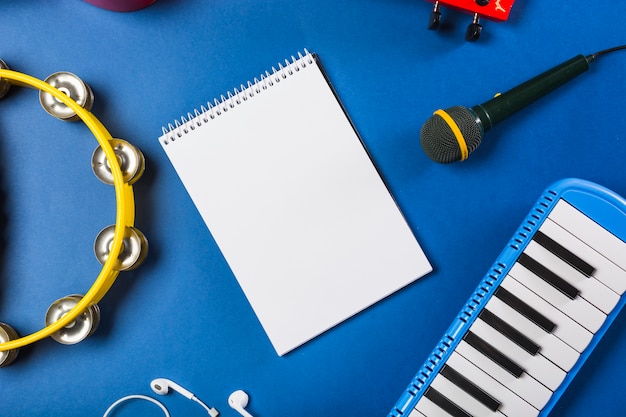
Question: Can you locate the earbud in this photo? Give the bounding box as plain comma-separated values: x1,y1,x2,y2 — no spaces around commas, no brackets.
228,390,254,417
150,378,219,417
151,378,195,399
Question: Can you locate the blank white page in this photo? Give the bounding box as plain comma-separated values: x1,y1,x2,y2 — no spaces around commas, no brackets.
159,50,431,355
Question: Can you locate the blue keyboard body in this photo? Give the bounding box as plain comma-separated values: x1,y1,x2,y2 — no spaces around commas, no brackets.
389,178,626,417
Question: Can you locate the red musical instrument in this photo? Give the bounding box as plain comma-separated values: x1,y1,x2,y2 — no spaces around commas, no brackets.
425,0,516,41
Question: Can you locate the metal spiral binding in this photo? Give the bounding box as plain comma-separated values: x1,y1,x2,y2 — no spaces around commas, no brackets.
160,49,314,145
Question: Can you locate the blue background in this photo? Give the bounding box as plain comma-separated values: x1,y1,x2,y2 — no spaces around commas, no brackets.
1,1,625,416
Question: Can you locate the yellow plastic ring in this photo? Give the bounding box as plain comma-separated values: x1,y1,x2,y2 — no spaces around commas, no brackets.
434,109,469,161
0,68,139,351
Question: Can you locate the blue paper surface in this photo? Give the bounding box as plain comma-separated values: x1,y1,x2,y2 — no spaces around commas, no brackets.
0,1,625,416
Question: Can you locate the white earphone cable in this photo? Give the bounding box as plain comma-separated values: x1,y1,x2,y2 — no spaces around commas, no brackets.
103,394,170,417
192,396,220,417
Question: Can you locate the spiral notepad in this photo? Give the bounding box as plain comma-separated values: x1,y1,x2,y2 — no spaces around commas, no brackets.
159,50,432,356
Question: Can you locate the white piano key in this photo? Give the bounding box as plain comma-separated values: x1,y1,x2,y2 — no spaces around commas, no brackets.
523,240,619,314
485,296,579,371
414,396,454,417
509,263,606,333
408,408,427,417
471,318,566,391
539,217,626,295
550,200,626,280
430,373,507,417
450,347,543,416
500,276,593,353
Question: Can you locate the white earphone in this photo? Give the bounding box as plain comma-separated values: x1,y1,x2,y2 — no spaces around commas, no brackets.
150,378,219,417
228,390,254,417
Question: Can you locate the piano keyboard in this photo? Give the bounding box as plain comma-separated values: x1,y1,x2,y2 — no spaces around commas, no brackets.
388,178,626,417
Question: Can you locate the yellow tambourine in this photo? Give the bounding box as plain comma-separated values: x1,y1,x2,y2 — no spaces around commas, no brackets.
0,60,147,366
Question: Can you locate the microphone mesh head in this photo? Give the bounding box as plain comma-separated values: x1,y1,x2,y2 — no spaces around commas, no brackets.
420,106,483,163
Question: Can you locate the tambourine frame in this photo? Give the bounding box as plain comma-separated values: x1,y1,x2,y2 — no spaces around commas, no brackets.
0,68,136,352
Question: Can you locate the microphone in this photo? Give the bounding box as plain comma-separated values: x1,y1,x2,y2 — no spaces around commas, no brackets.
420,46,626,163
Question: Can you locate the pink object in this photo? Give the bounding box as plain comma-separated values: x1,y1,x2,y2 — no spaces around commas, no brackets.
83,0,155,12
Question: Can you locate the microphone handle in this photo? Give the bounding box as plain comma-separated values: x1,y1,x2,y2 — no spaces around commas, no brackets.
471,54,592,131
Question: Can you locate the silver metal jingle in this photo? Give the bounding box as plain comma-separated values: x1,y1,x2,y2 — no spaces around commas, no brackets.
92,139,146,185
39,71,94,121
0,322,19,367
94,225,148,271
45,294,100,345
0,59,11,100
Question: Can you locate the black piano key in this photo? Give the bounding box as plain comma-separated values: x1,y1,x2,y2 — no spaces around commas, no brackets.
463,331,525,378
518,252,580,299
479,308,541,355
440,364,501,412
533,230,595,277
423,386,473,417
494,286,556,333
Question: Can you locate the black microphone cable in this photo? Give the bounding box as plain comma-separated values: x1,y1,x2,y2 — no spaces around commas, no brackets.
420,44,626,164
588,44,626,60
